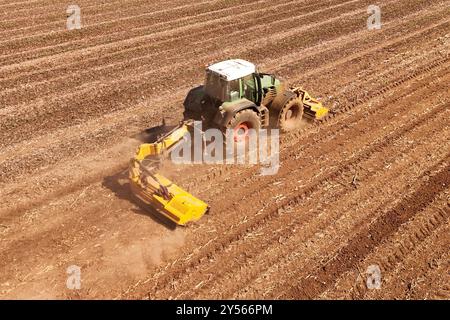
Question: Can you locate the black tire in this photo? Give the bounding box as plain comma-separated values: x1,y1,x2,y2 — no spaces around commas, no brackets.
227,109,261,141
183,109,202,121
278,97,304,132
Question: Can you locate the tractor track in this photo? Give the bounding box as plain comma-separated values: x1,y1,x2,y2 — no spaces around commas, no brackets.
256,119,450,299
0,0,448,299
320,192,449,299
399,250,450,299
280,159,449,299
262,161,449,299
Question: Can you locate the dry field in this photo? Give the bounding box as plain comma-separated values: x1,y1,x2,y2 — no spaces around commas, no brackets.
0,0,448,299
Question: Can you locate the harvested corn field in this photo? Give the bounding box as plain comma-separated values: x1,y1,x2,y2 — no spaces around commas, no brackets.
0,0,449,299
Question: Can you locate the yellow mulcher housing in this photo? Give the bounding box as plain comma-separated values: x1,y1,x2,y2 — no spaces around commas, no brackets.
129,121,210,226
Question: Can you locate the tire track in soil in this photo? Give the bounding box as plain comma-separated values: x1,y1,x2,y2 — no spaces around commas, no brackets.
264,159,448,301
363,199,449,299
319,171,449,299
327,212,449,300
403,250,450,300
280,160,449,299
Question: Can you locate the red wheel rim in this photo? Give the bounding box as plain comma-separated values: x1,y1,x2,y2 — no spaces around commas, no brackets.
234,122,250,142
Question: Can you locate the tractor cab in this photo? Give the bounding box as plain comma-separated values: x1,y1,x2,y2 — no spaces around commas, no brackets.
204,59,279,105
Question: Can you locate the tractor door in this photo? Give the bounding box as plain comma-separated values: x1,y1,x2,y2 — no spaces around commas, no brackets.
241,74,257,103
240,74,262,105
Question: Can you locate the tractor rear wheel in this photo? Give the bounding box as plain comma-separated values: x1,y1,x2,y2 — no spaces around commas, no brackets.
227,109,261,142
278,97,304,132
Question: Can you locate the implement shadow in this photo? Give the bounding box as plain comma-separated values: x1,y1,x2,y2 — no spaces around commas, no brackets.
102,170,177,231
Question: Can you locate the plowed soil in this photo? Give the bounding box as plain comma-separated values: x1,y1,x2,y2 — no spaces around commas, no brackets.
0,0,448,299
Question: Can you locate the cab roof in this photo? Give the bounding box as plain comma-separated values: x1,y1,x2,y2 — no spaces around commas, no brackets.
207,59,256,81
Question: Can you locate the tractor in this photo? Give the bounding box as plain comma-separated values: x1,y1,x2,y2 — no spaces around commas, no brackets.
183,59,328,140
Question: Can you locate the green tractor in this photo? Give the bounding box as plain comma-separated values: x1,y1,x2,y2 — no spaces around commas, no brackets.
183,59,328,140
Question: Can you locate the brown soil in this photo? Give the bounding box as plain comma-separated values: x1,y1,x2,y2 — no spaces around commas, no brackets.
0,0,448,299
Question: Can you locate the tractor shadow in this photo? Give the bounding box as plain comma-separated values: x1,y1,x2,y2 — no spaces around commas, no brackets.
102,171,177,231
132,119,179,144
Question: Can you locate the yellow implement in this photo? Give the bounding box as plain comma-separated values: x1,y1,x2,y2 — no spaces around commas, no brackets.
292,87,329,120
129,121,209,226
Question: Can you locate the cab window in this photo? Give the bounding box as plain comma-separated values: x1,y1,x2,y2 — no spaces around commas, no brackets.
242,74,255,101
227,79,240,101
